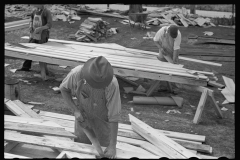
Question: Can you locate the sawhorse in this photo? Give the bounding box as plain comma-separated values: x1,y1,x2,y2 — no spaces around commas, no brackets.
145,81,223,124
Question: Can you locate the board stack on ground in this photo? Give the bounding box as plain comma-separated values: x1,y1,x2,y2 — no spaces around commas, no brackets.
4,98,217,158
69,17,115,42
146,7,216,28
5,4,35,19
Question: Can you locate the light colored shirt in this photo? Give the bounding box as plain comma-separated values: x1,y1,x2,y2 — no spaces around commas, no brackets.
153,26,181,50
60,65,121,123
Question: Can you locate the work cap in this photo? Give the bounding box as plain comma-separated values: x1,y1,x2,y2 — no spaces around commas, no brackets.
168,25,178,38
82,56,113,89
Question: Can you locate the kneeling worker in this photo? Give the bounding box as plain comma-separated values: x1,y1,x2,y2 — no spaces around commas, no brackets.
153,25,182,64
60,56,121,158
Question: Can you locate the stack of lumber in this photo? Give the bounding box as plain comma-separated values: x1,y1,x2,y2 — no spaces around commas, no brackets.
70,17,115,42
146,7,216,28
5,19,30,32
4,98,217,158
5,4,35,19
5,37,220,86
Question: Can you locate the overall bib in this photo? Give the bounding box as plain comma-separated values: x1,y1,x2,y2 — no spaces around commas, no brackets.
74,71,110,147
158,27,174,62
30,8,45,40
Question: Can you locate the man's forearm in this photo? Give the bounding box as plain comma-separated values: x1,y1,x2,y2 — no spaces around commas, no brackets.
60,88,78,112
173,50,179,63
109,122,118,146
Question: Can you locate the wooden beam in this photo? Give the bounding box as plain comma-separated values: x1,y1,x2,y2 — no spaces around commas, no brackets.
193,89,208,124
4,142,19,153
56,151,67,159
115,75,139,87
179,56,222,67
5,100,31,118
4,153,31,159
118,129,212,154
208,81,225,88
5,131,159,159
222,76,235,95
129,114,199,158
146,80,160,96
5,23,29,32
13,100,42,119
5,122,77,139
63,151,96,159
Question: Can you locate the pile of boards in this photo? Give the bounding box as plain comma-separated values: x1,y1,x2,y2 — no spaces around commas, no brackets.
5,36,221,84
46,4,81,22
146,7,216,28
5,4,35,19
69,17,117,42
4,98,217,158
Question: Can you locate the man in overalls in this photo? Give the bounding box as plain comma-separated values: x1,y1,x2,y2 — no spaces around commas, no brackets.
60,56,121,158
153,25,182,64
17,4,52,72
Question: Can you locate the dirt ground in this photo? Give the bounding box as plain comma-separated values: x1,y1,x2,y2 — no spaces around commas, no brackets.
5,15,235,158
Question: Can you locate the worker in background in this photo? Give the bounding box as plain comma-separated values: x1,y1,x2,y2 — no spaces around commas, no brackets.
60,56,121,158
153,25,181,64
17,4,52,72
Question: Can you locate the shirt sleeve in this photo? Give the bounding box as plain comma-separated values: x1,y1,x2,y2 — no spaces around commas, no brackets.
174,31,181,50
153,26,165,42
105,76,121,123
59,65,83,96
43,9,53,29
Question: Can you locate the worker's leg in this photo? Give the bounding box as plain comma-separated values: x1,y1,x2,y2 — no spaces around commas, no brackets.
17,38,37,71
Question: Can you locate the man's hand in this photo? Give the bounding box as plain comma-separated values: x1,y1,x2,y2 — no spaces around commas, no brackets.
104,144,116,159
74,110,89,128
34,27,43,34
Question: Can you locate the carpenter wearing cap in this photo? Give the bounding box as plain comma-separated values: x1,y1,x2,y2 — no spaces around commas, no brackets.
168,25,179,38
81,56,114,89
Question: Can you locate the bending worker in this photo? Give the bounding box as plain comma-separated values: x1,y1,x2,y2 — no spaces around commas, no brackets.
153,25,181,64
17,4,52,72
60,56,121,158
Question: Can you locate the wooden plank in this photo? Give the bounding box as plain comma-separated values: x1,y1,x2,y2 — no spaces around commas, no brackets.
193,89,208,124
56,151,67,159
5,121,77,139
9,143,59,158
116,142,157,157
177,14,188,27
179,56,222,67
4,153,31,159
208,81,225,89
197,153,218,159
5,19,30,27
5,100,31,118
221,87,234,103
146,80,160,96
222,76,235,95
129,114,199,158
118,129,212,154
5,23,29,32
119,123,206,142
20,36,222,67
4,115,66,128
5,132,159,159
161,13,178,26
63,151,96,158
13,100,42,119
208,91,223,119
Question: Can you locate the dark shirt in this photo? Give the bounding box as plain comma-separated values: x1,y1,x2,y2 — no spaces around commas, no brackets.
31,8,52,29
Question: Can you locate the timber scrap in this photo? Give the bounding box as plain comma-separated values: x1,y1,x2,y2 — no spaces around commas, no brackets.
4,98,218,159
